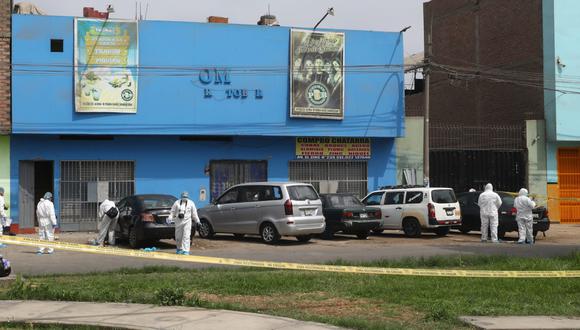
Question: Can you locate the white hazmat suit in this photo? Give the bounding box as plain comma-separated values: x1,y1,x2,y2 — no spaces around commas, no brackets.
514,188,536,244
477,183,502,242
36,193,57,254
0,190,7,237
96,199,119,246
170,192,200,254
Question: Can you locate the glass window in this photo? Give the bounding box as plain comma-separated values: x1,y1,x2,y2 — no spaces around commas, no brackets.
139,196,177,209
431,190,457,203
501,194,515,207
384,192,405,205
363,192,384,206
326,195,363,208
405,191,423,204
287,185,319,201
217,188,240,204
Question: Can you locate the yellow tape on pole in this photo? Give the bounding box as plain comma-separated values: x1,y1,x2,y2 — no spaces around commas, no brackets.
0,236,578,278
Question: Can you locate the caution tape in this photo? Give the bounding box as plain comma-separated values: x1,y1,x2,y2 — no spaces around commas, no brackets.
503,191,580,203
0,235,578,278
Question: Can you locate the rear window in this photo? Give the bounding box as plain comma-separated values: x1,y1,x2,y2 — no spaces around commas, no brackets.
287,185,319,201
501,195,515,206
431,190,457,203
139,196,177,209
324,195,363,208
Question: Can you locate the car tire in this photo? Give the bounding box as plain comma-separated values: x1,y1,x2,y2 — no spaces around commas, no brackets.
356,231,370,239
260,223,280,244
402,218,422,238
459,223,471,234
128,227,141,249
233,233,245,239
198,220,215,239
321,227,334,240
296,235,312,243
372,228,384,234
434,227,450,237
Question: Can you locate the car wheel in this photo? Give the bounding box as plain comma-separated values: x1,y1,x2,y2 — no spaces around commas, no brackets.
233,233,245,239
356,231,369,239
403,218,422,238
459,223,471,234
434,227,450,237
296,235,312,243
198,220,215,239
261,223,280,244
128,227,141,249
321,227,334,240
372,228,384,234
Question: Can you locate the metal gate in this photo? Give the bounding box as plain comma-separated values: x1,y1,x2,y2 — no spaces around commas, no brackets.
430,150,526,193
289,161,368,198
558,148,580,224
209,160,268,201
60,161,135,232
18,161,35,229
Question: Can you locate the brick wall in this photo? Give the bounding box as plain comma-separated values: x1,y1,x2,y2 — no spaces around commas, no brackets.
417,0,543,127
0,0,10,134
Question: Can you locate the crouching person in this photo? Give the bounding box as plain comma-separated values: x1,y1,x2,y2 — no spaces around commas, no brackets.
95,198,119,247
170,191,200,255
36,192,57,255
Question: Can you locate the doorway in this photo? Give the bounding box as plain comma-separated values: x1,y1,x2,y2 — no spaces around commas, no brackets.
18,161,54,229
209,160,268,201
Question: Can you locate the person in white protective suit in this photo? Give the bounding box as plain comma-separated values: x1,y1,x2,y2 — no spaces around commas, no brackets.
170,191,200,255
477,183,502,243
95,198,119,247
36,192,57,254
0,187,8,247
514,188,536,245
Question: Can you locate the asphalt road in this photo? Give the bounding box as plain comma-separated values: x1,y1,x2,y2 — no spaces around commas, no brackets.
1,224,579,276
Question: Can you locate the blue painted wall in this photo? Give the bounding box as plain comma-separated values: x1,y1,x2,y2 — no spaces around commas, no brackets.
9,136,396,225
12,15,404,138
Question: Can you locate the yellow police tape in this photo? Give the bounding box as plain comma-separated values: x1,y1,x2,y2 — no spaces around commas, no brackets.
0,235,578,278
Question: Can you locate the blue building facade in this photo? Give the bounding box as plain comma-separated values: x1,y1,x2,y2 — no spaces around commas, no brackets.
543,0,580,223
10,15,404,231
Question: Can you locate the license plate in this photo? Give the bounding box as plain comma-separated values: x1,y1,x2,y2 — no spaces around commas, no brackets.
166,218,174,224
446,211,453,216
533,214,540,219
304,209,315,216
359,213,368,219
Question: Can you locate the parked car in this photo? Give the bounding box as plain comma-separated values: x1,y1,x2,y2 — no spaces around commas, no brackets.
361,186,461,237
115,194,178,248
319,193,382,239
455,191,550,239
197,182,326,244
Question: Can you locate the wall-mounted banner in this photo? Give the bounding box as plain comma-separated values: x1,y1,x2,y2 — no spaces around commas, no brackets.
74,19,138,113
296,137,370,160
290,29,344,120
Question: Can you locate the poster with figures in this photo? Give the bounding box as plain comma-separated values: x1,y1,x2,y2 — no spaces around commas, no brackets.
290,29,344,120
75,18,138,113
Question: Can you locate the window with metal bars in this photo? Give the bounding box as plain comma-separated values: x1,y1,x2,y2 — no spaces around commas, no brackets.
288,161,368,198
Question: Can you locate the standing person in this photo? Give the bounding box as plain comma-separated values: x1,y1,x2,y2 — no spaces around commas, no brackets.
477,183,502,243
95,198,119,247
36,192,57,254
0,187,7,247
170,191,200,255
514,188,536,245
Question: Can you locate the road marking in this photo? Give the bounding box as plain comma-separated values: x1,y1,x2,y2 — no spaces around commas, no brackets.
0,236,578,278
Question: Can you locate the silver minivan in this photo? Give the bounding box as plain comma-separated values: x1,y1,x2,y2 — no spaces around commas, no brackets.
197,182,326,244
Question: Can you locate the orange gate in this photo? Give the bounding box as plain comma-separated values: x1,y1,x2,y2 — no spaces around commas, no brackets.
558,148,580,223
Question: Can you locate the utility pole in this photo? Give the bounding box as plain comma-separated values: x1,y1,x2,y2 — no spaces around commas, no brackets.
423,14,432,187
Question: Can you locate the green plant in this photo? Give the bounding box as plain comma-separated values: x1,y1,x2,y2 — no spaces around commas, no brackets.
155,287,186,306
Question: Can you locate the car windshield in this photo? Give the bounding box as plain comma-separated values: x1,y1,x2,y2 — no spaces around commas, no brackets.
288,185,319,201
325,195,363,208
139,196,177,209
501,194,515,207
431,190,457,203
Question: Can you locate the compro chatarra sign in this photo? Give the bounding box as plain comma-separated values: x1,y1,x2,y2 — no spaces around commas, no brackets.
290,29,344,120
296,137,371,160
74,19,138,113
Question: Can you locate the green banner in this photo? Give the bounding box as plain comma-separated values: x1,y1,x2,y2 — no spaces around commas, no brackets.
75,19,138,113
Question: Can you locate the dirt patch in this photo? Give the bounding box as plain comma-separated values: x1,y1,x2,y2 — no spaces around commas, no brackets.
198,291,422,323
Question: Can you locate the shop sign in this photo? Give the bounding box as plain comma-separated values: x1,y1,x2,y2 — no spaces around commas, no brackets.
198,68,264,100
74,19,139,113
296,137,371,160
290,30,345,120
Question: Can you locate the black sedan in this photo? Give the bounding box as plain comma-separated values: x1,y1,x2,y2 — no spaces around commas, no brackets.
320,193,382,239
456,191,550,239
115,194,179,248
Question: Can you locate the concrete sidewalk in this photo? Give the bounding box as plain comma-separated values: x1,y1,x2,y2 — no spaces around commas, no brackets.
0,300,342,330
460,316,580,330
